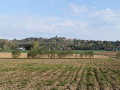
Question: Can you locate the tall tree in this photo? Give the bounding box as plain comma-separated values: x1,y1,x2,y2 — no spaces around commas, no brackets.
31,41,39,50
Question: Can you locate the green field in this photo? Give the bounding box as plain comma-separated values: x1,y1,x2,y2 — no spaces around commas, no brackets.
0,50,29,53
73,50,108,54
0,58,120,90
0,50,108,54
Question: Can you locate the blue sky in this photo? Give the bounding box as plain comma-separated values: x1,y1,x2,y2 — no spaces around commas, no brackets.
0,0,120,41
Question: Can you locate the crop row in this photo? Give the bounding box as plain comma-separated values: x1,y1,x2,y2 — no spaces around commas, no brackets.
0,59,120,90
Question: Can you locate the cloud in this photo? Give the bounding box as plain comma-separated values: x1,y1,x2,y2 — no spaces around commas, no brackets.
86,8,120,40
58,21,75,26
38,0,61,4
0,15,75,32
90,8,120,24
1,8,120,40
0,14,90,38
0,15,54,32
69,4,88,15
50,0,60,3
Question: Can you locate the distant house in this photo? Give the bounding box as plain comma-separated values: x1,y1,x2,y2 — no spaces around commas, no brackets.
16,47,25,50
114,47,120,51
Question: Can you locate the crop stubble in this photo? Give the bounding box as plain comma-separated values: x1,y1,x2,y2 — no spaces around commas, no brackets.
0,58,120,90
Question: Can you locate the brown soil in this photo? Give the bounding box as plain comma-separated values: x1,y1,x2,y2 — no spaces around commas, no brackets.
0,52,108,59
96,51,117,57
0,58,120,89
0,52,27,58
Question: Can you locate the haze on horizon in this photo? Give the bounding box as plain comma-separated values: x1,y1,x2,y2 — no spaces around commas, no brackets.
0,0,120,41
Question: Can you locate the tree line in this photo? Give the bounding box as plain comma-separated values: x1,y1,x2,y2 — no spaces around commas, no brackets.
0,37,120,51
12,49,94,59
12,41,95,59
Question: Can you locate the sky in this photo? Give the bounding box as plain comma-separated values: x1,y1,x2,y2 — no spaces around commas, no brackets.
0,0,120,41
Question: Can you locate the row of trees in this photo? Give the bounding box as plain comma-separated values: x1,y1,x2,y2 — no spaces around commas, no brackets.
1,37,120,51
27,49,73,58
12,49,120,59
79,51,94,58
11,41,95,59
12,49,94,59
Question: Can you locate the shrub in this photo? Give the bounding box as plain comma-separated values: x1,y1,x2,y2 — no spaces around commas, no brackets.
58,51,68,58
58,52,63,58
27,49,73,59
116,52,120,58
12,50,21,58
80,53,84,58
84,51,94,58
49,50,56,58
37,49,45,58
27,50,37,58
85,52,88,57
88,51,94,58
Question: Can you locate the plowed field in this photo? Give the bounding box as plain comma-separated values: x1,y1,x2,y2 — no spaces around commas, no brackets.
0,58,120,90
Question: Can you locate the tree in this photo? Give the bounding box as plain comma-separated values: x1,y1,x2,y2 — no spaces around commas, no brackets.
3,41,10,50
12,50,21,58
24,43,33,50
87,51,94,58
85,52,88,57
31,41,39,50
37,47,46,58
58,52,64,58
27,50,38,58
11,41,16,50
58,50,69,58
3,45,9,50
80,53,84,58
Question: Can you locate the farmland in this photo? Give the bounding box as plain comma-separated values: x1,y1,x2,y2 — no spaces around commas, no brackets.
0,57,120,90
0,50,114,59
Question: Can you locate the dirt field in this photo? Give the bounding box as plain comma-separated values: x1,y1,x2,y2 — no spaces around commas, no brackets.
96,51,117,57
0,58,120,90
0,52,108,59
0,52,27,58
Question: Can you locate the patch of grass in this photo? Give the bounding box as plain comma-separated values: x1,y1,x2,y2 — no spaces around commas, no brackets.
104,71,108,74
87,72,92,76
51,88,58,90
58,81,67,86
20,78,30,87
2,68,17,72
65,65,77,71
85,82,93,87
73,50,107,54
37,82,42,86
0,50,29,53
73,50,89,54
21,63,53,72
44,80,56,86
0,50,13,52
8,80,13,84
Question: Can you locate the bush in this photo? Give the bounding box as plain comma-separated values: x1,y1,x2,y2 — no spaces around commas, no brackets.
27,49,73,59
80,53,84,58
27,50,37,58
12,50,21,58
85,52,88,57
87,51,94,58
49,50,56,58
116,52,120,58
37,49,45,58
58,51,69,58
84,51,94,58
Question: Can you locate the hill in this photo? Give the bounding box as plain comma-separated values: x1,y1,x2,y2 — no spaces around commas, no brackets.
0,36,120,51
